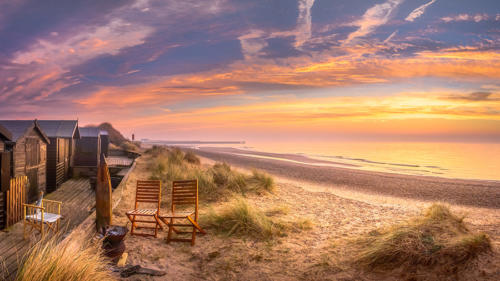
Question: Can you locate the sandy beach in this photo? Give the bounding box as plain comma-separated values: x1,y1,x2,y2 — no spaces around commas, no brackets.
194,147,500,209
110,148,500,281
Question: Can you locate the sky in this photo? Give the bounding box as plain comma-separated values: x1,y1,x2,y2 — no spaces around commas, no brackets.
0,0,499,142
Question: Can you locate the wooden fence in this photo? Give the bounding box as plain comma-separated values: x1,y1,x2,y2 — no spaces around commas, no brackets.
6,176,27,227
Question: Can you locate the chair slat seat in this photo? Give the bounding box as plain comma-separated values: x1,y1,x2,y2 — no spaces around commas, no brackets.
159,211,195,219
26,213,61,223
126,209,158,216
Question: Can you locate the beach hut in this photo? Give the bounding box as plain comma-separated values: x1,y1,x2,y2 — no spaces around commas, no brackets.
0,120,50,203
73,127,101,176
0,124,13,228
100,130,109,157
38,120,80,192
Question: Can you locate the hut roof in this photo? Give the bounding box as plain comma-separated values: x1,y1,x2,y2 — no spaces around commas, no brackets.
0,120,50,143
38,120,80,139
0,124,13,141
79,127,101,138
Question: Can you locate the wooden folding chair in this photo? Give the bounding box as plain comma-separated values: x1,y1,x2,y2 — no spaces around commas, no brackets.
126,180,163,237
159,179,206,245
23,192,62,240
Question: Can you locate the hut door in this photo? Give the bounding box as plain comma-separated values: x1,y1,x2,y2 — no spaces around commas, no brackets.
64,139,70,179
25,138,40,202
26,167,38,202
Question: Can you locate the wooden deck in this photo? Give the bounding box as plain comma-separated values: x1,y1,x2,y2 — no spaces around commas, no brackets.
0,178,95,280
106,156,133,167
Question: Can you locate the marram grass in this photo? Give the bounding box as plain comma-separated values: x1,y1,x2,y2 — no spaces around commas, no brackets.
204,197,286,240
16,234,114,281
351,203,491,271
147,147,275,200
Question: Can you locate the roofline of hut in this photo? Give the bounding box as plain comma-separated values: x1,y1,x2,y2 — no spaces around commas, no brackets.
0,124,13,141
73,121,81,139
33,119,51,144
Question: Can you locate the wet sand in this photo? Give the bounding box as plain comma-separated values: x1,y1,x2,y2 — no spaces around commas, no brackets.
194,147,500,209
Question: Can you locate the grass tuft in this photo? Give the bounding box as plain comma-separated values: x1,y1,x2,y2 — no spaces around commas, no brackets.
184,150,201,165
15,234,114,281
247,170,275,193
266,205,290,216
351,204,491,272
289,218,314,232
204,197,285,240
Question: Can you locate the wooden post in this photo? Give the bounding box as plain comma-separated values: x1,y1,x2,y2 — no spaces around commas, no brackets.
96,154,112,232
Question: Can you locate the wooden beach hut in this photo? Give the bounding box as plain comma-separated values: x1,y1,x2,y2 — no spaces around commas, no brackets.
38,120,80,192
0,120,50,203
100,130,109,157
73,127,101,177
0,124,13,228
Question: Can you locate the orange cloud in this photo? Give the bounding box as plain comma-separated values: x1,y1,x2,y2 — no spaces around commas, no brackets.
98,89,499,140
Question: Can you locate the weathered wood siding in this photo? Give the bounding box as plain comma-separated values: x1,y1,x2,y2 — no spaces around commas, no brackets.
46,137,58,192
101,134,109,157
12,129,47,201
47,137,70,192
0,144,5,228
74,137,100,167
69,138,76,167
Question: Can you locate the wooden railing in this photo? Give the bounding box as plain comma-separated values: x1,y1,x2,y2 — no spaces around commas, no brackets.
6,176,27,227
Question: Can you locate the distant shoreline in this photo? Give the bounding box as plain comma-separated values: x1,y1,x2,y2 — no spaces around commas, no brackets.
142,140,246,145
191,147,500,209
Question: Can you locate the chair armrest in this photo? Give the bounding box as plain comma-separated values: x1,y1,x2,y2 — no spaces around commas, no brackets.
42,199,62,215
42,199,62,204
23,204,45,220
22,203,44,210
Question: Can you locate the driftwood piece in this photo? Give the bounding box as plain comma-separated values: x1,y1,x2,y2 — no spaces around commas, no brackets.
120,265,166,277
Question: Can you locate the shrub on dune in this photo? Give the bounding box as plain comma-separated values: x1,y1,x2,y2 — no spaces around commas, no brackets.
147,148,276,201
120,141,139,152
247,170,275,193
16,235,114,281
145,145,169,157
167,148,185,166
184,151,201,165
351,204,491,272
211,162,233,186
204,197,285,240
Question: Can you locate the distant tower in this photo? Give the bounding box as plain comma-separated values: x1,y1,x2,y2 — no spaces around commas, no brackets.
132,134,135,141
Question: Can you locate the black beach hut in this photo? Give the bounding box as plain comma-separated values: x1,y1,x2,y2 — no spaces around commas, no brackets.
38,120,80,192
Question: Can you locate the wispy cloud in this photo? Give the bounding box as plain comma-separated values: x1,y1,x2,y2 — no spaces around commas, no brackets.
441,13,489,23
12,18,152,66
238,30,268,60
405,0,437,22
344,0,403,44
294,0,315,48
3,18,153,101
446,92,499,102
384,30,398,43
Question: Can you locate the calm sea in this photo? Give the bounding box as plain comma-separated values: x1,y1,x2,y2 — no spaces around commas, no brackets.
196,141,500,181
